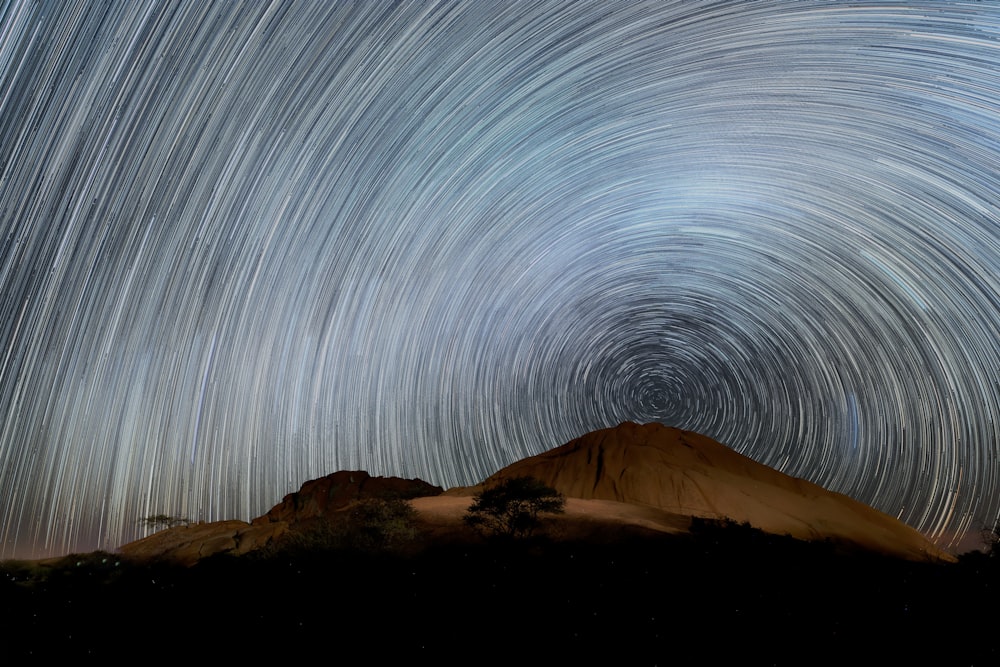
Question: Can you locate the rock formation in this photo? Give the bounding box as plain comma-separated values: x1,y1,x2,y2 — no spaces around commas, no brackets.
119,470,443,565
257,470,442,525
119,423,953,564
446,421,953,562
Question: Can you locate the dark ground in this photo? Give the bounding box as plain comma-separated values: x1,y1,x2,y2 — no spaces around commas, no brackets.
1,523,996,664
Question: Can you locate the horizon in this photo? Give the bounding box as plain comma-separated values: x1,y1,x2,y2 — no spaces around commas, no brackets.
4,419,992,562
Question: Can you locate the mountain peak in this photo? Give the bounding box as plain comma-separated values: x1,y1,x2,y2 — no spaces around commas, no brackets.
470,421,953,562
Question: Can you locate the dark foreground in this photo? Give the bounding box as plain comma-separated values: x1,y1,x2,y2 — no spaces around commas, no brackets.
2,524,996,664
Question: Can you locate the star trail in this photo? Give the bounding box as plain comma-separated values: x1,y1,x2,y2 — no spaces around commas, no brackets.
2,1,999,559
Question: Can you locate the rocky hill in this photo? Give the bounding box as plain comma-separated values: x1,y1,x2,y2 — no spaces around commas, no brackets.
119,421,952,564
445,421,952,562
118,470,442,565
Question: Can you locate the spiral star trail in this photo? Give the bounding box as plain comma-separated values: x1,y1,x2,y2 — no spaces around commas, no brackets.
1,0,999,559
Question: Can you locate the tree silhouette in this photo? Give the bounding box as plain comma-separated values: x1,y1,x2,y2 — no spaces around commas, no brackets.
463,476,565,540
980,519,1000,556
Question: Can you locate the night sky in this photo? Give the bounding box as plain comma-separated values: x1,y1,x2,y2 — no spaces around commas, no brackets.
2,1,999,560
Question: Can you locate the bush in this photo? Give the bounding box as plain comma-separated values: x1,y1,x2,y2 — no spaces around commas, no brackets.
346,496,418,551
269,496,418,557
464,476,565,540
980,519,1000,557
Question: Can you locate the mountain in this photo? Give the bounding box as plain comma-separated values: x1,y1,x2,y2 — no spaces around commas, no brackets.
445,421,952,562
118,421,953,564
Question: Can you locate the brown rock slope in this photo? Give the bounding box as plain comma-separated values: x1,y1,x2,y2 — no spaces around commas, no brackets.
119,471,443,565
447,421,953,562
118,519,286,567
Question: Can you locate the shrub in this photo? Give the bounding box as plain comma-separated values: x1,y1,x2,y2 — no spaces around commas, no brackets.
346,496,418,551
270,496,418,557
464,476,565,540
